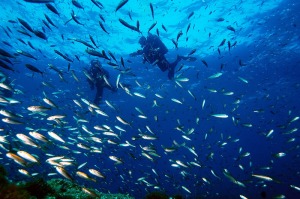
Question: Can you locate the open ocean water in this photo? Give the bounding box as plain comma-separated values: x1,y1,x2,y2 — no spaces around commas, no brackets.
0,0,300,198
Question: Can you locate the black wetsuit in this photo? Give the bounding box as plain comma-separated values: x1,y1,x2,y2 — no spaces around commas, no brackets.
87,66,114,104
135,34,182,79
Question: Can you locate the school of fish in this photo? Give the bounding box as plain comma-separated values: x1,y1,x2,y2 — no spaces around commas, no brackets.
0,0,299,198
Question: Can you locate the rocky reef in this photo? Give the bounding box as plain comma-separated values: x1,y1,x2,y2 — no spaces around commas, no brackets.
0,165,134,199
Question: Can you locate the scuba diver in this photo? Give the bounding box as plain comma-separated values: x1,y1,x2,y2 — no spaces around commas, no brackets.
130,33,196,79
86,60,116,104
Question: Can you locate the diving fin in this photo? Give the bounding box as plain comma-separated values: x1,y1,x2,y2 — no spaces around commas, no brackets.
181,56,197,62
178,55,196,62
168,66,175,80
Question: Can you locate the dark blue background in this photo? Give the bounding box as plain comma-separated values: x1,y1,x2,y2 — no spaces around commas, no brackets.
0,0,300,198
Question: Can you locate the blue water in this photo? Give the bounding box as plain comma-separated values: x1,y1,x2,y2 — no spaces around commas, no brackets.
1,0,300,198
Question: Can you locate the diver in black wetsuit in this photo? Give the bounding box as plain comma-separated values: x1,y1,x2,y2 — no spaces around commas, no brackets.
130,33,195,79
86,60,116,104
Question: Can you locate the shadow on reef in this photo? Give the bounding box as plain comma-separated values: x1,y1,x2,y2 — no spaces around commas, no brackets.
0,165,31,199
145,191,169,199
145,191,184,199
0,166,58,199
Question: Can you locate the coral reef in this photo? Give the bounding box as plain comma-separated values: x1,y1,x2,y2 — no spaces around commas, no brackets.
18,178,54,199
0,166,134,199
0,165,8,188
46,178,98,199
